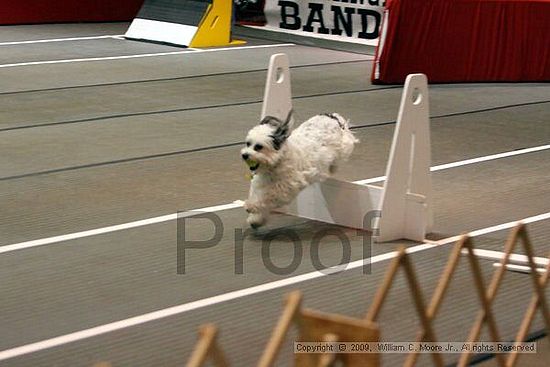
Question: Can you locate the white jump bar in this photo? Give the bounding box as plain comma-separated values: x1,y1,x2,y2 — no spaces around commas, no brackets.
493,263,547,274
462,248,549,267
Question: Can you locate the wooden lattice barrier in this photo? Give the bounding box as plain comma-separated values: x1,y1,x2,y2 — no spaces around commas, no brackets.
182,223,548,366
367,223,549,367
402,234,506,366
457,223,550,367
186,323,229,367
365,247,445,367
258,290,380,367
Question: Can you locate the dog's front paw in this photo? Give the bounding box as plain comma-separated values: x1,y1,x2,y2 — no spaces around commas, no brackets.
247,212,267,229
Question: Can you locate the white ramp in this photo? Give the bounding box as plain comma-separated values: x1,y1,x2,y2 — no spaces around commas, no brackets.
125,0,245,48
261,54,432,242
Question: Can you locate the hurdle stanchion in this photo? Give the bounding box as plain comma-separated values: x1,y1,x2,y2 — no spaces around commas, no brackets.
186,323,229,367
364,247,444,367
261,54,433,242
125,0,245,48
258,290,380,367
458,223,550,367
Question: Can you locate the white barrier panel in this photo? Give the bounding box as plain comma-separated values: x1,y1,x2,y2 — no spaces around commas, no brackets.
262,54,432,242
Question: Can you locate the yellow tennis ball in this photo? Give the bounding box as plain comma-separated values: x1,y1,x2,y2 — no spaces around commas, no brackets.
245,159,258,168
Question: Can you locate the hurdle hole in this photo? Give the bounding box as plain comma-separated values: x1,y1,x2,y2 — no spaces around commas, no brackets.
210,16,219,28
412,88,422,105
275,67,284,83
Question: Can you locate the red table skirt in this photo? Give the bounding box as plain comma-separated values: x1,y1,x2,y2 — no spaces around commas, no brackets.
0,1,144,24
372,0,550,83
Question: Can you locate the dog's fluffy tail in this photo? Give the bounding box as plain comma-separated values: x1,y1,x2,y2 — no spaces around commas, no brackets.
326,113,358,164
340,128,358,160
324,113,348,129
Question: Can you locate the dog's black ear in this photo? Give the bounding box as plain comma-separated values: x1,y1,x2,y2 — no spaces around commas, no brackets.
270,123,290,150
283,109,294,129
260,115,283,127
263,110,294,150
260,109,294,128
271,109,295,150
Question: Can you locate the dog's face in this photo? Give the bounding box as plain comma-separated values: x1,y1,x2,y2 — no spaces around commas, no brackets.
241,113,293,172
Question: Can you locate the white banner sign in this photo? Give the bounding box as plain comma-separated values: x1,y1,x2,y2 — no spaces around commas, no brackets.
262,0,384,45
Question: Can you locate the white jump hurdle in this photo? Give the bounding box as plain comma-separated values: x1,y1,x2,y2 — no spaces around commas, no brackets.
261,53,433,242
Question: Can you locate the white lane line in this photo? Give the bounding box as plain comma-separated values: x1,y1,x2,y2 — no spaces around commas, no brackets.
1,143,548,255
429,144,550,171
0,35,123,46
0,211,548,361
0,203,241,255
436,212,550,245
355,143,550,185
0,43,295,69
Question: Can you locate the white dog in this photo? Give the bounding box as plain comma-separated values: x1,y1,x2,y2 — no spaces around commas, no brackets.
241,111,358,228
